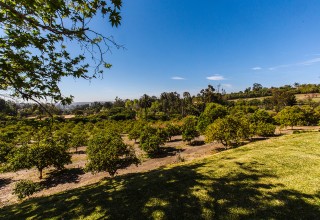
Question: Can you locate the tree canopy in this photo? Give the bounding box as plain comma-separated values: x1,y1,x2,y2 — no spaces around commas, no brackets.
0,0,122,104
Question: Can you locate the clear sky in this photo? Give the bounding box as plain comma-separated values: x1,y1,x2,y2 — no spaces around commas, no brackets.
60,0,320,102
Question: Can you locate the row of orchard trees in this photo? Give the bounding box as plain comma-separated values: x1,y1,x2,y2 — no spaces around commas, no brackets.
1,103,320,181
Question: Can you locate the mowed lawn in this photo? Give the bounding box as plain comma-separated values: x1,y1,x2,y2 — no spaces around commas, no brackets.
1,132,320,219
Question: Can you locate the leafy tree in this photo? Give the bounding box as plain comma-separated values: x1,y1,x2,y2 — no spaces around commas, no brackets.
139,126,164,156
53,128,72,149
128,122,146,143
197,103,227,133
205,114,250,149
198,85,223,104
0,141,13,164
159,92,181,116
300,106,317,125
182,92,193,116
252,83,263,91
13,180,41,200
86,131,139,177
249,109,274,124
315,106,320,124
139,94,153,119
0,0,122,104
164,123,181,141
70,131,88,153
275,106,305,129
182,116,199,144
249,109,276,137
70,125,89,153
8,134,71,179
252,122,276,137
272,89,296,111
156,128,170,143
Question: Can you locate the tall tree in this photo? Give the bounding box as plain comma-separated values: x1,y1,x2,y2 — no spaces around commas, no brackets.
0,0,122,104
139,94,152,118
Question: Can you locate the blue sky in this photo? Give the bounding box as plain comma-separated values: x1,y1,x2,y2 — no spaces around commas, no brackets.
60,0,320,102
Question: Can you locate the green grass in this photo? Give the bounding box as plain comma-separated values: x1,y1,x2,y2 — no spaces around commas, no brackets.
1,132,320,219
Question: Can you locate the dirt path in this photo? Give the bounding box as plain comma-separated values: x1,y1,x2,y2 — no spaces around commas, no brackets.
0,136,224,207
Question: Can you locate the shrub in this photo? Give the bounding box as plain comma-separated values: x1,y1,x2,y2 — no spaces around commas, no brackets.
13,180,41,199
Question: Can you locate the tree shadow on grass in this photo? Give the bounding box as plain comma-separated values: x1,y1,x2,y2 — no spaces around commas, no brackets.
42,168,84,189
167,138,182,143
190,140,205,146
149,147,185,159
0,178,12,189
1,161,319,219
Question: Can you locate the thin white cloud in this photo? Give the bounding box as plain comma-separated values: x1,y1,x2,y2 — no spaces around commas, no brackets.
269,64,291,70
269,57,320,70
222,84,232,88
171,76,185,80
206,75,225,81
252,67,262,70
299,57,320,66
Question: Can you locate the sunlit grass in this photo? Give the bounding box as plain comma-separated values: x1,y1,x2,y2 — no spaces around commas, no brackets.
1,132,319,219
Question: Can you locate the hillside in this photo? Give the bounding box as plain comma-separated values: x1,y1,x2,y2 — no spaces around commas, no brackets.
1,132,320,219
229,93,320,102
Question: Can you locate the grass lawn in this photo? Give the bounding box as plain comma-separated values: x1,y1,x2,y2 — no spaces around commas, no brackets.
1,132,320,219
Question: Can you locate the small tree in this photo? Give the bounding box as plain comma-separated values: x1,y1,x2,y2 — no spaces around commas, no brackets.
252,122,276,137
128,122,145,143
0,141,13,164
86,131,139,177
8,135,71,179
249,109,275,137
139,126,164,156
182,116,200,144
197,103,227,133
13,180,41,200
164,123,181,141
71,132,88,153
205,115,250,149
28,138,71,179
275,106,305,129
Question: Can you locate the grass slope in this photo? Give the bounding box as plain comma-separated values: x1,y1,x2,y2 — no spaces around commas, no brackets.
1,132,320,219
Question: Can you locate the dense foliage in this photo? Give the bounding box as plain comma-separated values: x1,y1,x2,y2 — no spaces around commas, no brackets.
86,130,139,177
0,0,122,104
13,180,41,199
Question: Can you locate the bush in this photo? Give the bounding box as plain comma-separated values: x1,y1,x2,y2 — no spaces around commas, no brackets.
13,180,41,199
